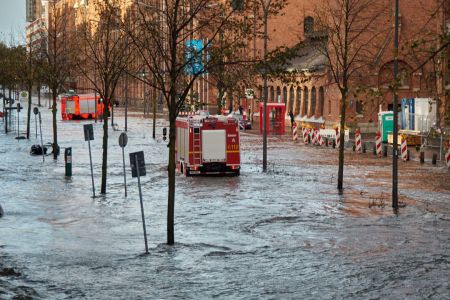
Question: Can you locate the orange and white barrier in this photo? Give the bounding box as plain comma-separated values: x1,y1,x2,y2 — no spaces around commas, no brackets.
355,129,362,152
401,134,408,161
376,131,382,156
292,124,298,142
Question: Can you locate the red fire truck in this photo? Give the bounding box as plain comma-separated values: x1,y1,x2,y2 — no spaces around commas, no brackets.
176,115,241,176
61,93,103,120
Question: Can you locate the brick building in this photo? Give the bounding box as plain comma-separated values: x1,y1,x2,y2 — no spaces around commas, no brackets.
248,0,449,131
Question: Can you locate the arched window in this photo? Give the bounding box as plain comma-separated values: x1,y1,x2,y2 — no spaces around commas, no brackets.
295,87,301,115
319,87,325,117
303,87,309,116
311,87,317,116
276,87,281,103
289,86,294,113
283,87,287,105
270,86,274,102
259,86,263,100
304,16,314,35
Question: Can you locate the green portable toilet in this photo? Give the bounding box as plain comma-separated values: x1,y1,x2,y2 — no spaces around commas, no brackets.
378,111,393,143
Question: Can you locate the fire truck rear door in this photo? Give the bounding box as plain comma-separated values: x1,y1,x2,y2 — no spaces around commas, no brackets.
202,130,226,162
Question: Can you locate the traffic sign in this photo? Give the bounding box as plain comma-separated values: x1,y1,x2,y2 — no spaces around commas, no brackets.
119,132,128,148
83,124,94,141
33,107,39,115
245,89,254,99
19,91,28,103
130,151,146,178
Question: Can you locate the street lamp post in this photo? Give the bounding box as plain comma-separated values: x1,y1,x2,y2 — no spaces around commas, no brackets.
392,0,399,210
260,0,271,172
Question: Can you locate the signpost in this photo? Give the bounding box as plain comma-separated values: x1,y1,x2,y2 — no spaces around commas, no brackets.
84,124,95,198
118,132,128,197
129,151,148,254
33,107,39,139
38,111,44,162
16,103,21,138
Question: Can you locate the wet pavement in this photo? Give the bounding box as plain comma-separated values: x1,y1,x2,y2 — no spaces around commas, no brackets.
1,101,450,299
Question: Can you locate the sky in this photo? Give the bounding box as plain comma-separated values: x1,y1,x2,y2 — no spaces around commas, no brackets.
0,0,26,45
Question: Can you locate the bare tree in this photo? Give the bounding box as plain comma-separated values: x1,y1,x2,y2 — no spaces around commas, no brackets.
76,0,132,194
40,0,77,158
128,0,254,244
314,0,389,191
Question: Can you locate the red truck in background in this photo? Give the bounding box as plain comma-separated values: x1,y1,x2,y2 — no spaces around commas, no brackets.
61,93,104,120
176,115,241,176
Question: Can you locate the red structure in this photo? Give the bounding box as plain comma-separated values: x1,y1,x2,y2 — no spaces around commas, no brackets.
61,93,103,120
259,102,286,135
176,115,241,176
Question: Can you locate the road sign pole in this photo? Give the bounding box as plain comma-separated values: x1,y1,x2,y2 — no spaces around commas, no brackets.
88,137,95,198
122,147,127,197
35,114,37,139
136,155,149,254
17,104,19,138
38,112,44,162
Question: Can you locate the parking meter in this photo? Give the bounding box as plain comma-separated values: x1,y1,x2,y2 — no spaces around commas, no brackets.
65,147,72,177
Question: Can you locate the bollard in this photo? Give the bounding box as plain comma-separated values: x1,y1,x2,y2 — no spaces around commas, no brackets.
352,143,356,152
373,144,376,155
325,138,329,147
308,134,311,144
420,151,425,164
362,143,366,153
332,139,336,149
407,150,410,161
64,147,72,177
163,127,167,141
432,153,437,165
383,145,388,157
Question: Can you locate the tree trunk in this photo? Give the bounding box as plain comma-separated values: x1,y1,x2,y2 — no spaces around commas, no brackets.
52,90,59,159
37,84,41,107
217,88,224,115
26,83,32,139
101,103,110,194
337,92,347,191
167,113,176,245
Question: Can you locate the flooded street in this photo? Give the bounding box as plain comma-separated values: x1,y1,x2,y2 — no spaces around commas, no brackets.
1,104,450,299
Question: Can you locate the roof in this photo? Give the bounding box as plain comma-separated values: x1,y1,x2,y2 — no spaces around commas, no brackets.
286,42,328,73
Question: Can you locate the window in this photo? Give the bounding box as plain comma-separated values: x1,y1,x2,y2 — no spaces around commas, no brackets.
304,16,314,35
356,100,363,114
295,87,301,115
276,87,281,103
311,87,317,116
270,86,274,102
319,87,325,117
289,86,294,112
303,87,309,116
328,99,332,115
283,87,287,105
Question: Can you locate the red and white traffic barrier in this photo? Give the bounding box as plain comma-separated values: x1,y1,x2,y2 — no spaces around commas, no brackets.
445,140,450,168
292,124,298,142
335,127,340,149
355,128,362,152
311,128,317,145
302,127,308,144
401,135,408,161
376,131,382,156
317,129,324,146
